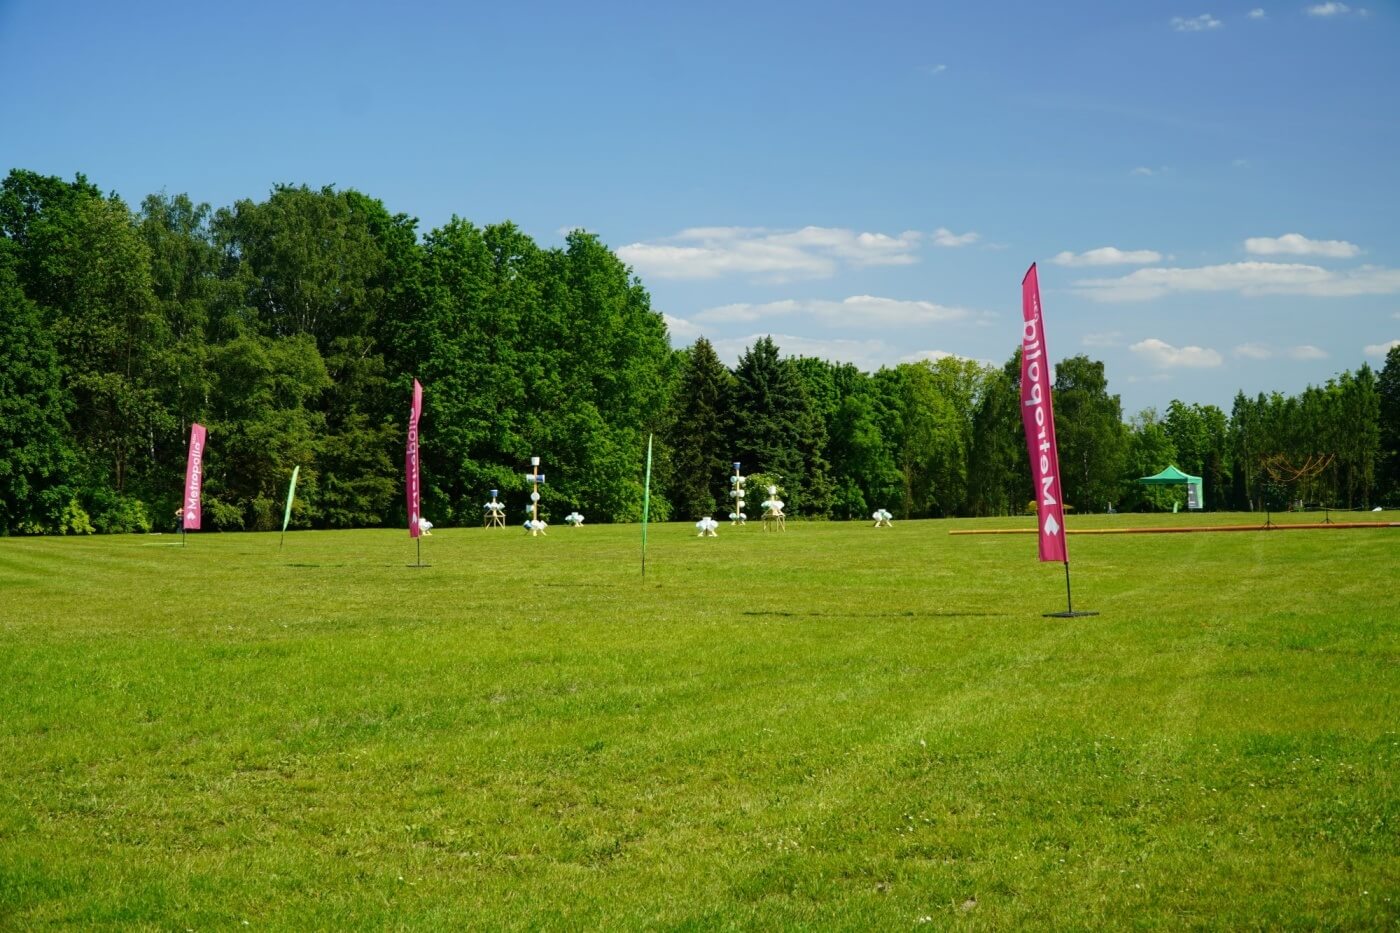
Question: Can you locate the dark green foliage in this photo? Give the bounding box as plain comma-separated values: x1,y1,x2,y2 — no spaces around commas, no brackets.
1053,355,1127,512
0,247,76,532
1161,400,1230,510
204,333,330,530
664,338,735,519
733,337,833,517
1379,346,1400,504
967,349,1028,516
828,393,901,519
1122,409,1179,512
0,167,1393,531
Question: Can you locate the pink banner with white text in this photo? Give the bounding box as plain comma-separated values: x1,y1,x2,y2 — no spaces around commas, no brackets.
1020,265,1068,563
406,379,423,538
183,423,206,531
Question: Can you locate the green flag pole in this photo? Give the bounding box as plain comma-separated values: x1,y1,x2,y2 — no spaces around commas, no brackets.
280,465,300,551
642,434,653,580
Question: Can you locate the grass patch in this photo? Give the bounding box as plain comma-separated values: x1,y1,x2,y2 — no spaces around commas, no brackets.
1,516,1396,927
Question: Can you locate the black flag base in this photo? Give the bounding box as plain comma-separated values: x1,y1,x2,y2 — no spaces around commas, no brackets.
1044,562,1097,618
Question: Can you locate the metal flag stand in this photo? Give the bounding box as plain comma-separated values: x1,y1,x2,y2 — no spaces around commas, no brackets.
1044,560,1097,618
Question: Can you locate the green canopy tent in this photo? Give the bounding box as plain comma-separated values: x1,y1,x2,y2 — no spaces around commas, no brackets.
1138,465,1204,511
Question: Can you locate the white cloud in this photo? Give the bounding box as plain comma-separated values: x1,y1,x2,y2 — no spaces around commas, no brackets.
920,64,948,75
1365,339,1400,357
1074,261,1400,302
932,227,980,247
1234,343,1329,361
1248,8,1266,19
694,294,977,326
1172,14,1223,31
1082,331,1123,348
617,225,925,282
1232,158,1251,168
1051,247,1162,267
1307,2,1349,15
663,314,704,342
1244,232,1360,258
1131,338,1224,368
898,349,991,366
1130,166,1155,176
709,334,894,370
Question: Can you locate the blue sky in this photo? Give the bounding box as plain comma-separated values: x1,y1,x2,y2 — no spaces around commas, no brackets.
2,0,1397,414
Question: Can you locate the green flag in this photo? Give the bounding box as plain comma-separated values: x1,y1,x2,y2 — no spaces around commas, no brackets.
642,434,652,579
280,465,300,548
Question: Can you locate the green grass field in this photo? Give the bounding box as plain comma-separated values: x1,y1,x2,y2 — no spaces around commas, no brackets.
2,515,1397,929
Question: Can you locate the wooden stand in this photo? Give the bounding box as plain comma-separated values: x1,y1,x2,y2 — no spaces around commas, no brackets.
526,458,546,536
761,485,785,531
484,489,505,528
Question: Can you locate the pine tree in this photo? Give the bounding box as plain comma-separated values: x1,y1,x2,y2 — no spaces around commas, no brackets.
732,337,833,517
1378,346,1400,504
1053,355,1127,513
663,338,734,518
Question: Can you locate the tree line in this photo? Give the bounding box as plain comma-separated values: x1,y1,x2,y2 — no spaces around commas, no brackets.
2,169,1398,534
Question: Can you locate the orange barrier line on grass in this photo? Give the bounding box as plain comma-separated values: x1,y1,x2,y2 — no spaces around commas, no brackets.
949,521,1400,536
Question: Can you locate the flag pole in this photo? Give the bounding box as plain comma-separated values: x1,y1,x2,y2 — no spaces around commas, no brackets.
1045,558,1095,618
1019,264,1094,618
405,379,427,567
641,433,653,580
181,423,207,548
280,464,300,552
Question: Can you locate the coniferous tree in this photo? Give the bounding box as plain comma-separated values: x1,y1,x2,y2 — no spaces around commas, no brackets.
1053,355,1127,512
1227,391,1258,509
1378,346,1400,504
732,337,833,517
664,338,734,519
1337,365,1380,508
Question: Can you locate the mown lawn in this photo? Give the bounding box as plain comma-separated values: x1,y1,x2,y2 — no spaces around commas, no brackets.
1,516,1396,929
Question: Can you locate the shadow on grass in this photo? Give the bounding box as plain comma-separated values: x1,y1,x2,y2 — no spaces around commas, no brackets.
741,609,1006,619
